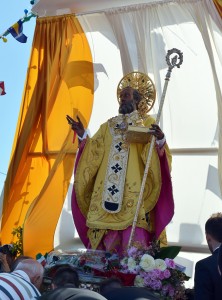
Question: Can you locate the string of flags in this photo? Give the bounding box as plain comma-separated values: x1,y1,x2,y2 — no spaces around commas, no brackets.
0,3,37,98
0,9,36,43
0,7,37,96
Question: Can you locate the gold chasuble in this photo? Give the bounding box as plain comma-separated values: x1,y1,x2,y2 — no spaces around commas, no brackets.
74,111,172,249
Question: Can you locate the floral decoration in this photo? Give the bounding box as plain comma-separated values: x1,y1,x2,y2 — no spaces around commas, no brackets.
118,241,189,300
43,240,189,299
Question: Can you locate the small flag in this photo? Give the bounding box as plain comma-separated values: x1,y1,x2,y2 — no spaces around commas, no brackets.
8,20,27,43
0,81,6,95
36,253,47,267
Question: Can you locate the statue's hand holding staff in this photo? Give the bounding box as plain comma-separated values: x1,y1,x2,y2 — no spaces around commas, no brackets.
149,124,164,140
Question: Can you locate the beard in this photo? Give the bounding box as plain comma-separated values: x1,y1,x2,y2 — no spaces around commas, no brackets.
118,101,135,115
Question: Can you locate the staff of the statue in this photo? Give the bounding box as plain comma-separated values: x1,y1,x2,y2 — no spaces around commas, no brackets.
127,48,183,249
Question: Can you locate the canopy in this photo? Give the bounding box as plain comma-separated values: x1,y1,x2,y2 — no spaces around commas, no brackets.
0,0,222,287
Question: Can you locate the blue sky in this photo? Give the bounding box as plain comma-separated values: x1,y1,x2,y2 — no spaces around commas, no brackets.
0,1,36,191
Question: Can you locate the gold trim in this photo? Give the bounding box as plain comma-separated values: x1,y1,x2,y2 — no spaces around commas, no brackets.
117,71,156,114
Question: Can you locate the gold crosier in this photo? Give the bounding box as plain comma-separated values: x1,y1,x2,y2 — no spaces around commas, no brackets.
125,50,183,249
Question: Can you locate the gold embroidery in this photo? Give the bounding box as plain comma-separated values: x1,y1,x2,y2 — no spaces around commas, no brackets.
102,111,146,213
89,204,98,212
117,72,156,117
74,114,172,249
127,199,134,208
88,228,106,249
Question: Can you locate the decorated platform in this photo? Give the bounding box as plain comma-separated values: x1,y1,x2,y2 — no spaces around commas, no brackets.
39,241,190,299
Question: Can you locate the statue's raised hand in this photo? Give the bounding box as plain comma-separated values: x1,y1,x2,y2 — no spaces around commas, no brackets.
66,115,85,138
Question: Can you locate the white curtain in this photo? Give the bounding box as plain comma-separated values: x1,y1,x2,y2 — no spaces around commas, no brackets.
79,0,222,248
55,0,222,256
102,0,222,251
105,0,222,140
52,0,222,283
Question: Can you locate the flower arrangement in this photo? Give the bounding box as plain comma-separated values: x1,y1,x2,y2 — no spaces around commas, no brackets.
118,240,189,300
42,240,189,299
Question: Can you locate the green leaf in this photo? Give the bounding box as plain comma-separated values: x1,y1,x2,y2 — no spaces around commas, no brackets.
156,246,181,259
184,274,191,281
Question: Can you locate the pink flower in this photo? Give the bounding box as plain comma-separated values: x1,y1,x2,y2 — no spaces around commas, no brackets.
149,271,158,281
158,271,165,280
127,246,138,258
150,279,162,290
144,276,152,286
118,242,188,299
162,284,169,295
153,269,161,277
148,269,161,280
168,285,175,297
161,283,174,296
163,268,171,279
165,258,176,269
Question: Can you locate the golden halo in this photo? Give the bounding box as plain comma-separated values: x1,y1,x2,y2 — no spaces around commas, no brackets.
117,71,156,114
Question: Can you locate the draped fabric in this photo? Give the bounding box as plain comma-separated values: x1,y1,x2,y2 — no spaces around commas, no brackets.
75,0,222,253
0,15,94,257
213,0,222,17
104,0,222,123
103,0,222,198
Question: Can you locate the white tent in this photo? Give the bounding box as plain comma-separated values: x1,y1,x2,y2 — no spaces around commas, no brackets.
8,0,222,287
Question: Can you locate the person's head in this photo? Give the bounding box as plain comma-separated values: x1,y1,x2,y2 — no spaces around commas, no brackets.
0,244,17,269
51,265,80,289
118,87,142,115
205,212,222,253
101,286,161,300
11,255,33,271
14,258,44,290
38,287,108,300
100,277,122,295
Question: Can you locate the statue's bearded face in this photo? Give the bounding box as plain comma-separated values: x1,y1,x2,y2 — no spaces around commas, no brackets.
118,87,137,115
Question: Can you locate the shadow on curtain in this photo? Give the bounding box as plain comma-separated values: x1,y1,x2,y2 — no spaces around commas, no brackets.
0,14,94,257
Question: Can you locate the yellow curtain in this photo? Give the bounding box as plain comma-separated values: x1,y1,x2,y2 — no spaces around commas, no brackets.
0,15,94,257
213,0,222,17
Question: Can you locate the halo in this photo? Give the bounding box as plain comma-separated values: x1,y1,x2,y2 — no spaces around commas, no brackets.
117,71,156,113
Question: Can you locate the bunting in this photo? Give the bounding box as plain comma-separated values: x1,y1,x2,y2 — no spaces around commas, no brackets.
0,11,36,43
8,20,27,43
0,82,6,96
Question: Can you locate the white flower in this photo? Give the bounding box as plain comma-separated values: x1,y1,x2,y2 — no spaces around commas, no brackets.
139,254,155,271
120,257,128,266
155,259,167,271
127,257,137,271
134,275,145,287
